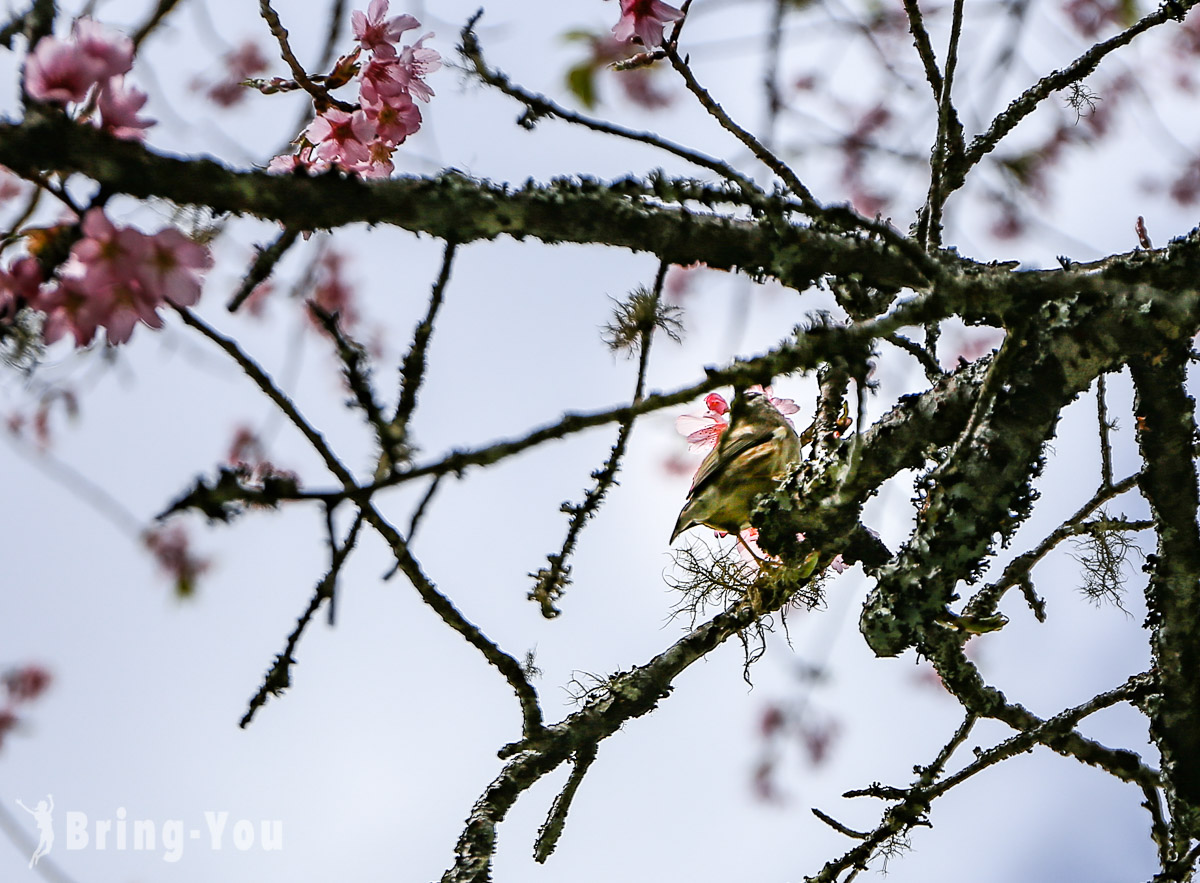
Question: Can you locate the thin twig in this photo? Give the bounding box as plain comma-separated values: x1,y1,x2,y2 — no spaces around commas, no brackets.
173,304,357,486
1097,373,1114,489
182,296,936,506
227,226,300,312
533,742,598,862
528,261,668,618
393,240,458,439
240,511,363,727
458,15,764,201
928,672,1155,798
663,45,818,208
406,474,442,544
901,0,944,102
885,331,943,381
958,0,1200,186
964,471,1140,618
258,0,353,111
360,500,546,740
919,0,966,248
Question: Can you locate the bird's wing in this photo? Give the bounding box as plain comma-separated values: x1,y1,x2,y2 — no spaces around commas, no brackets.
687,424,776,497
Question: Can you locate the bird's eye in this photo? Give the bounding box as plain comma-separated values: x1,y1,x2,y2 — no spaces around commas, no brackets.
743,390,763,400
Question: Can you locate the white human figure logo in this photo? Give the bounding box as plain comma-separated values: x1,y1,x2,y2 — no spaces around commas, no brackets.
15,795,54,868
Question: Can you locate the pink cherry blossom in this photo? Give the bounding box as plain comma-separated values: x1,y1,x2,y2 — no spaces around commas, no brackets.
0,168,24,205
305,108,376,165
392,34,441,102
267,145,328,176
352,0,419,57
72,208,149,286
363,87,421,145
31,210,211,347
201,41,269,107
139,226,213,306
96,77,155,140
612,0,685,49
360,57,414,102
750,384,800,422
92,275,166,344
71,17,134,80
36,274,102,346
143,523,211,597
675,388,799,453
675,392,730,451
0,257,44,304
309,249,358,329
352,140,397,179
24,36,107,104
0,257,43,322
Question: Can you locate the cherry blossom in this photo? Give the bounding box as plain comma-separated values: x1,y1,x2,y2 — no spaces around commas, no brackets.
23,209,211,347
138,226,213,307
35,274,103,347
392,33,441,102
352,0,419,57
71,17,134,80
363,87,421,145
305,108,376,165
72,208,149,287
24,37,106,104
143,524,211,598
96,77,155,141
612,0,685,49
199,41,270,107
309,249,358,329
0,257,44,307
675,392,731,451
269,7,439,180
675,387,799,453
353,140,398,179
23,18,154,143
267,146,328,176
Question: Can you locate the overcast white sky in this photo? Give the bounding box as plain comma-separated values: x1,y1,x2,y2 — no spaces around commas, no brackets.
0,0,1191,881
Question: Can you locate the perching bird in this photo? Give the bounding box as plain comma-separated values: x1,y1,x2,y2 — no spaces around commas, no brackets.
670,388,802,543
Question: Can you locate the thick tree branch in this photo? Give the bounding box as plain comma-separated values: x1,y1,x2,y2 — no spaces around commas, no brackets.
1131,343,1200,831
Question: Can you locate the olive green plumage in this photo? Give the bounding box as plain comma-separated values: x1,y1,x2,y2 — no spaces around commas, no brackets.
670,389,801,543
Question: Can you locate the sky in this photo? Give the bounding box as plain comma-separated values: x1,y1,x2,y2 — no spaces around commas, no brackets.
0,0,1192,881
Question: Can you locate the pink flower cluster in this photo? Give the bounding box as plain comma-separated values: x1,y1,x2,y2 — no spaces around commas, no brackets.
675,388,799,452
612,0,685,49
270,1,440,179
24,18,154,141
0,209,212,348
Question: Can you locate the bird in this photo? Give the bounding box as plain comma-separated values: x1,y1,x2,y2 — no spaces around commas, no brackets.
670,388,802,544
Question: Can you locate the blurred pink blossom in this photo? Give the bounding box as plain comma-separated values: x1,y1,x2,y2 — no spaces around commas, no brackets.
28,209,211,347
612,0,685,48
96,77,155,140
139,226,212,307
24,37,107,104
4,666,52,703
71,17,133,80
